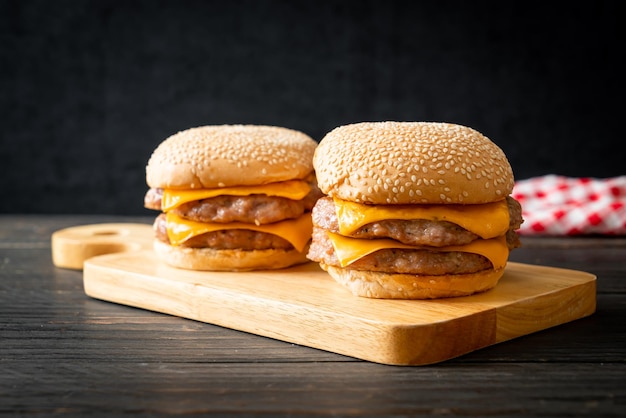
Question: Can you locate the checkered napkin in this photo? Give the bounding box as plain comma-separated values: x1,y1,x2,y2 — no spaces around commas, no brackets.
511,175,626,235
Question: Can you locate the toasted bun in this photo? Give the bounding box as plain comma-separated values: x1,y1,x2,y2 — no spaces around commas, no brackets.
154,240,310,271
146,125,317,189
314,121,514,205
321,263,505,299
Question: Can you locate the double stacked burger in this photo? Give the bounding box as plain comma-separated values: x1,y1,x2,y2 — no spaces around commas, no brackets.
144,125,321,271
306,122,523,299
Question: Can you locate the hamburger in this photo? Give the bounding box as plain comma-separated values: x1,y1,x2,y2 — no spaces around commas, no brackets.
144,124,322,271
307,121,523,299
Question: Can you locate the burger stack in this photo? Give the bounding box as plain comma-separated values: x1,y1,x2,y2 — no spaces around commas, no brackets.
143,124,321,271
306,121,523,299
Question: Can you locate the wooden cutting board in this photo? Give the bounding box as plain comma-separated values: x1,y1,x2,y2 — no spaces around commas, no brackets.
52,223,597,366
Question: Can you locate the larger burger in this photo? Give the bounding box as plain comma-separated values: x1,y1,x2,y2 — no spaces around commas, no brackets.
307,121,523,299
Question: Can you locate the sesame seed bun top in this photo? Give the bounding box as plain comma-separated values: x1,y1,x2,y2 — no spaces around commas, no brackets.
313,121,514,205
146,125,318,189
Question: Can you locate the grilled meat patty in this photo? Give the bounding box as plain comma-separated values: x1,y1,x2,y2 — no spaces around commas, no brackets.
153,213,294,250
311,196,522,248
144,184,322,224
147,185,322,250
306,196,523,275
307,226,493,274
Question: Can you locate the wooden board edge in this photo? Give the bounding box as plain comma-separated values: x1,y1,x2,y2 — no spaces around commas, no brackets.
495,278,597,343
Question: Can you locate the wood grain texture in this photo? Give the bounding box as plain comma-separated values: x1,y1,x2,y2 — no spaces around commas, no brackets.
2,215,624,417
53,223,596,365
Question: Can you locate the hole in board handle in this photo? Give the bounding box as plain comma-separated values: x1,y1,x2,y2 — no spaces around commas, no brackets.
91,230,122,236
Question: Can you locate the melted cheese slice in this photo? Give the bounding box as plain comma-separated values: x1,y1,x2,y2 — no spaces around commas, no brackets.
326,231,509,269
166,212,312,252
334,198,510,239
162,180,312,211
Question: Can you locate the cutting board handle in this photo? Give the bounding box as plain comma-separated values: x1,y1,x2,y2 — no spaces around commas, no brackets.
52,223,154,270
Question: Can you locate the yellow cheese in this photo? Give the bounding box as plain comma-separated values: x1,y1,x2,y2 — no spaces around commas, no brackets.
334,198,510,239
162,180,312,211
166,212,312,252
326,231,509,269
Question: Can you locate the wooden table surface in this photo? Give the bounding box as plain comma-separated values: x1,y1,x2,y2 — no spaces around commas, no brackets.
2,215,625,416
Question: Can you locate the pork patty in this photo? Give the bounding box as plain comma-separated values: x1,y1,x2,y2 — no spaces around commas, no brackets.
144,183,323,224
307,226,493,275
306,196,523,275
152,213,294,250
311,196,522,249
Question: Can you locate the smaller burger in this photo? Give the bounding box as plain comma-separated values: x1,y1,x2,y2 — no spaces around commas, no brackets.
144,125,322,271
307,121,523,299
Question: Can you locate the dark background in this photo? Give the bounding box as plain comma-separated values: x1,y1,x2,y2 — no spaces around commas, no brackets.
1,0,623,215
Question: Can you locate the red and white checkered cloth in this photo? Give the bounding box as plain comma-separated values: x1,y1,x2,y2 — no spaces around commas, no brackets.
512,175,626,235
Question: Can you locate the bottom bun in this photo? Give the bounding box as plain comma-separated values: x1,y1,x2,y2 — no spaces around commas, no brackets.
320,263,506,299
154,240,310,271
